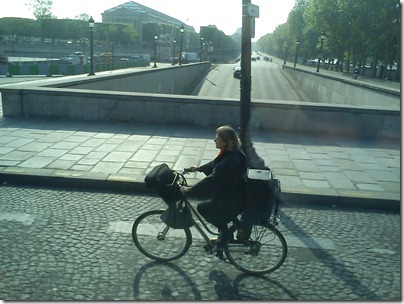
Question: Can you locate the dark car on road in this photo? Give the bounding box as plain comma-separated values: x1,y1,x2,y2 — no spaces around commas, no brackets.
233,66,241,79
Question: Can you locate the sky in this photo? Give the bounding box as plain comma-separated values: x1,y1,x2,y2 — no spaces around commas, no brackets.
0,0,296,40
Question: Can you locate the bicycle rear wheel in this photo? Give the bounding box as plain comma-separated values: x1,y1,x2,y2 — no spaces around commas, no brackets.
225,223,287,275
132,209,192,262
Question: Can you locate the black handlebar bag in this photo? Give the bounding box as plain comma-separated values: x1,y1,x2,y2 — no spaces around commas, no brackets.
160,203,193,229
144,163,181,205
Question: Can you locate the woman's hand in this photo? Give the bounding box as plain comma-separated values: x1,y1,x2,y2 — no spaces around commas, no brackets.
180,186,191,195
186,166,198,172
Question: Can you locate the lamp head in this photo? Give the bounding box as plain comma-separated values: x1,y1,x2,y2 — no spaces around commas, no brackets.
88,16,95,28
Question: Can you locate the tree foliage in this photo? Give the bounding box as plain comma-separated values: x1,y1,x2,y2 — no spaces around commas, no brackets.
200,25,238,50
257,0,400,77
26,0,55,19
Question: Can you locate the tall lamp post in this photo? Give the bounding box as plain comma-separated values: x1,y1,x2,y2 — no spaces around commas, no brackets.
88,16,95,76
294,39,299,67
200,37,204,62
283,43,289,65
316,31,326,72
153,35,158,68
179,24,184,65
171,39,176,65
240,0,265,168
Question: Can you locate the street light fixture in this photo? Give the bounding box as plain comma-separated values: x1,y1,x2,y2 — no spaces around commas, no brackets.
294,39,299,68
153,35,158,68
283,43,289,66
316,31,326,72
88,16,95,76
172,39,176,65
179,24,184,65
200,37,204,62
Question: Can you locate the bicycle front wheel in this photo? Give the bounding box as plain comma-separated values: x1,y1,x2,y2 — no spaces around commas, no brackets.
225,223,287,275
132,209,192,262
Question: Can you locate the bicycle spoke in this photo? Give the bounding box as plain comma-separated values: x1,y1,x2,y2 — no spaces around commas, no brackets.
132,210,192,261
225,223,287,275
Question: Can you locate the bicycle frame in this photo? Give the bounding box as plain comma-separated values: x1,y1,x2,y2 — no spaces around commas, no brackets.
182,198,219,246
175,170,237,248
174,169,279,249
133,168,288,275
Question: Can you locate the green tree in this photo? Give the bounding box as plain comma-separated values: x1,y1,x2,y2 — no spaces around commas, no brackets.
26,0,55,19
74,13,90,21
258,0,400,78
0,17,40,37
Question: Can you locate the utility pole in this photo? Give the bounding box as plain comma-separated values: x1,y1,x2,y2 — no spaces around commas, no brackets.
240,0,265,168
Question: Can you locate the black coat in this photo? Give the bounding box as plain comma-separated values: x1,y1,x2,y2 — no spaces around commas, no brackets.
189,149,247,212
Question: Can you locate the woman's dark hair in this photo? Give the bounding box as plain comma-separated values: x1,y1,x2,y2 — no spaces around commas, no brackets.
216,125,241,151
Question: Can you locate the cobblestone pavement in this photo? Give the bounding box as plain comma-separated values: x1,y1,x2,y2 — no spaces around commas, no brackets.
0,185,400,301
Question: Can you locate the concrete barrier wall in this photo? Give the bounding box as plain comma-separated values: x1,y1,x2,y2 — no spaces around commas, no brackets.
52,62,212,94
282,66,400,109
4,60,149,76
1,87,399,140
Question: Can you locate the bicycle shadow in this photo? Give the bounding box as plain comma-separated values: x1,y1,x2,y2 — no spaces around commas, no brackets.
133,261,296,300
209,270,298,300
133,260,202,300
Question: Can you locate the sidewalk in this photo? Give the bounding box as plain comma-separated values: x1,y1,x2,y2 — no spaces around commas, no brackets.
0,105,400,210
0,73,400,211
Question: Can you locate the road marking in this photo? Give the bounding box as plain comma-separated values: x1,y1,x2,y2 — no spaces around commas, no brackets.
109,221,337,250
0,212,36,225
284,235,336,250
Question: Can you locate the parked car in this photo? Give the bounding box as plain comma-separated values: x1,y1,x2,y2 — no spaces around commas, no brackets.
233,66,242,78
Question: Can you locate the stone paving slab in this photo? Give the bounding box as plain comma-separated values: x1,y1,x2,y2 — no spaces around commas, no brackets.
0,114,400,210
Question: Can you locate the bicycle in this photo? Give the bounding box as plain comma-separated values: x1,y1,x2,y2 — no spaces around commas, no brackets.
132,168,288,275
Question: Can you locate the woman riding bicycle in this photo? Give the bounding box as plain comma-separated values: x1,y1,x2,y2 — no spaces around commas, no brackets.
180,125,247,248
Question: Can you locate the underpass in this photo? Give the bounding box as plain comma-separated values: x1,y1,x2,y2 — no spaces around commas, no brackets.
193,60,299,101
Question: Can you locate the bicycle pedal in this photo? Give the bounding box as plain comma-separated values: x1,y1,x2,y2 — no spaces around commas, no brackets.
203,244,214,254
215,250,224,260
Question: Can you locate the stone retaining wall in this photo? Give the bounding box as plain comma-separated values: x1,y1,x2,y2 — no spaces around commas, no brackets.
0,63,399,140
282,66,400,109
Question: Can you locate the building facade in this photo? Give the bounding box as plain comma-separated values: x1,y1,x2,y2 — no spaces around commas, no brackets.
102,1,196,61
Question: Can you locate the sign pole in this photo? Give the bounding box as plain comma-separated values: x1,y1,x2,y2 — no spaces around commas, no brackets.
240,0,265,168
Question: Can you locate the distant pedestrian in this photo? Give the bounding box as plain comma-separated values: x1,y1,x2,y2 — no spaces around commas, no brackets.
353,66,359,79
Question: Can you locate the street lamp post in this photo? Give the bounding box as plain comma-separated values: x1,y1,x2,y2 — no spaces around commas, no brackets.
88,16,95,76
179,24,184,65
153,35,158,68
172,39,176,65
316,31,326,72
283,43,289,66
200,37,204,62
240,0,265,168
294,39,299,67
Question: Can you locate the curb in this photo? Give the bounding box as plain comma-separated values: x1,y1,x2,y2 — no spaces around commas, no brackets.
0,171,399,212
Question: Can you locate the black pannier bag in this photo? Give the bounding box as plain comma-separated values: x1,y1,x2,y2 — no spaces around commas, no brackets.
237,167,281,241
245,167,281,213
144,163,181,205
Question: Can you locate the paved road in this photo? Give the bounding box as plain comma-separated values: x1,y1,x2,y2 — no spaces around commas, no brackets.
193,58,299,101
0,185,400,301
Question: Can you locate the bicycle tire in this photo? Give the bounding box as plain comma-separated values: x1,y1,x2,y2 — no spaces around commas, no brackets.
225,223,287,275
132,209,192,262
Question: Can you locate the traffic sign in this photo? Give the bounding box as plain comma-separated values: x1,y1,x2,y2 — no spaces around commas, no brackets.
243,3,259,18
